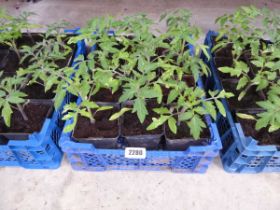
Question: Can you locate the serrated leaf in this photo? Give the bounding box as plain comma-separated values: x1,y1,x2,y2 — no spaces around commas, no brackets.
215,100,226,117
109,107,131,121
203,101,217,119
63,122,76,133
152,107,169,115
187,115,205,140
167,89,179,104
237,76,248,90
81,100,99,109
54,90,66,110
133,98,148,123
255,115,270,130
168,117,177,134
2,102,12,127
147,116,169,130
179,111,193,121
268,124,280,133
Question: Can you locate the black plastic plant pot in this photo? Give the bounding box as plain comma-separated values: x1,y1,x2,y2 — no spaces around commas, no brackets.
121,100,164,150
123,134,163,150
0,99,54,141
72,102,122,149
164,123,210,151
0,33,76,78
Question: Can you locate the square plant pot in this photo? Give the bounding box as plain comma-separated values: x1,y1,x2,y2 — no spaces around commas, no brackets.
202,30,280,173
71,100,122,149
121,100,164,150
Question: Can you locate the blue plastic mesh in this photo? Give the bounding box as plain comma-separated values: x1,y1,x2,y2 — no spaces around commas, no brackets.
203,30,280,173
0,39,84,169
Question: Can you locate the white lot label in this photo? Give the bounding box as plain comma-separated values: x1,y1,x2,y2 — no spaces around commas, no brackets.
125,147,146,159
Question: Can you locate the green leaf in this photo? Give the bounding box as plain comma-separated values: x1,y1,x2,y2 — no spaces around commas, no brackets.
236,113,256,120
167,89,179,104
153,107,170,115
6,95,25,104
268,124,280,133
203,101,217,119
2,102,13,127
255,115,270,130
147,116,169,130
97,106,113,112
63,122,76,133
238,90,247,101
237,76,248,90
187,115,205,140
179,111,193,121
168,117,177,134
109,107,131,121
215,100,226,117
54,90,66,110
81,100,99,109
154,84,163,104
133,98,148,123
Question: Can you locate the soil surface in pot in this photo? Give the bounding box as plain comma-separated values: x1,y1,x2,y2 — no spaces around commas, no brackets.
236,116,280,146
22,83,55,99
0,34,43,76
221,79,265,110
165,121,210,141
122,102,163,136
73,107,119,139
92,88,122,103
0,33,73,77
0,103,53,134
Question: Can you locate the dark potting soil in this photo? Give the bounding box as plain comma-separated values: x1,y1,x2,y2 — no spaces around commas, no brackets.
165,121,210,141
122,102,163,136
211,36,233,58
0,34,43,75
222,79,265,110
92,88,122,103
73,107,119,139
237,117,280,146
0,33,73,77
0,103,52,134
22,83,55,99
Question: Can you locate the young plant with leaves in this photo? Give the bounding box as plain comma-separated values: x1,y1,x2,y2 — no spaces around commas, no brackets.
0,8,37,59
17,22,74,110
0,72,28,125
61,54,114,132
214,6,280,133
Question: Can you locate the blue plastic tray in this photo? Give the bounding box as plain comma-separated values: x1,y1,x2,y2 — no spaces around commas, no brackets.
0,37,85,169
202,30,280,173
59,40,222,173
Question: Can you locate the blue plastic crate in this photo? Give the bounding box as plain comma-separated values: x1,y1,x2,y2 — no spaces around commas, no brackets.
0,38,85,169
59,41,222,173
202,30,280,173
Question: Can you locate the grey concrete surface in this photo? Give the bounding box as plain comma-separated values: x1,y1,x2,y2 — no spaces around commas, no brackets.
0,1,280,210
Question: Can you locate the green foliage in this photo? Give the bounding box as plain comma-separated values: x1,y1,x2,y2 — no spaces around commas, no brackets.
0,9,73,126
215,6,280,133
0,9,38,58
0,73,27,126
60,10,229,139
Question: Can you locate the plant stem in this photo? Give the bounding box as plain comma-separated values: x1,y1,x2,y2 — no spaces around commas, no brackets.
17,104,28,121
87,107,95,124
11,40,21,60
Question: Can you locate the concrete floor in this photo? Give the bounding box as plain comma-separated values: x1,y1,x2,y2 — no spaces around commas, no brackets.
0,0,280,210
